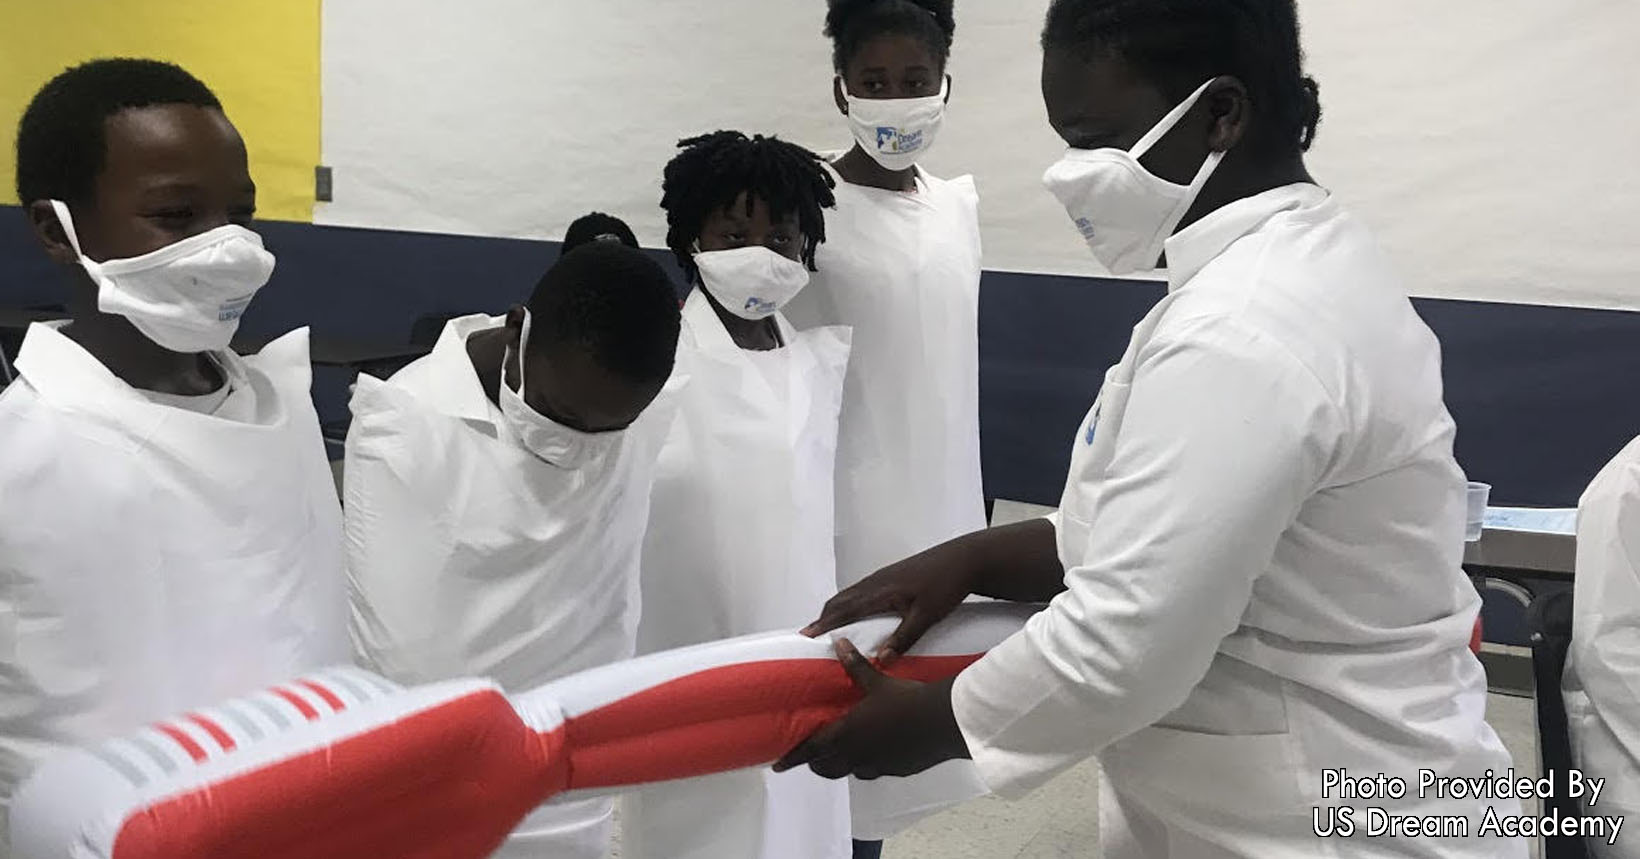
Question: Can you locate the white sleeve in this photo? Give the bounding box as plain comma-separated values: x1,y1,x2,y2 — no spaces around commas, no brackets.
341,380,463,685
1568,445,1640,793
950,318,1345,797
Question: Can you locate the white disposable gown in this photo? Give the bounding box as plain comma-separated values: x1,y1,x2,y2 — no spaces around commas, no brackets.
784,162,986,586
343,315,678,859
782,161,990,839
623,289,852,859
1564,434,1640,857
0,324,348,843
951,185,1527,857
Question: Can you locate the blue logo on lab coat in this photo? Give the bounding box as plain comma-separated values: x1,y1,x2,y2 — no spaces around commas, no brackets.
1085,412,1099,445
875,126,923,155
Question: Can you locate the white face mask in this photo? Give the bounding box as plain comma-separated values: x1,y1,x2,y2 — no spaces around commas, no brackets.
1041,79,1223,276
693,245,810,320
49,199,275,353
497,309,623,469
841,77,949,172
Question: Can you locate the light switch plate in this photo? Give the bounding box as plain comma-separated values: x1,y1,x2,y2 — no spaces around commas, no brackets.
315,166,333,202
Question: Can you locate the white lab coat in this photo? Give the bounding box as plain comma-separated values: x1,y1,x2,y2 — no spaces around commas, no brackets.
1564,434,1640,857
951,185,1526,857
782,161,991,839
0,324,348,843
623,290,852,859
343,315,678,859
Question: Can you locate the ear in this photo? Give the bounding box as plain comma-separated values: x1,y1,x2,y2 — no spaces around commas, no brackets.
833,76,849,116
503,305,527,338
1203,76,1251,152
943,74,953,105
26,200,79,265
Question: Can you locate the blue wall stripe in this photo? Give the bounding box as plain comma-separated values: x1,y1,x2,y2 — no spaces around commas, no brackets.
5,206,1639,509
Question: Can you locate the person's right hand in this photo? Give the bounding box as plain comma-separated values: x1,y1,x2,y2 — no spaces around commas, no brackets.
801,542,980,664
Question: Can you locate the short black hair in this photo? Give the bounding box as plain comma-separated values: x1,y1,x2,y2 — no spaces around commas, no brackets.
825,0,956,73
526,242,680,385
1042,0,1321,157
15,58,223,206
563,212,639,255
660,131,837,286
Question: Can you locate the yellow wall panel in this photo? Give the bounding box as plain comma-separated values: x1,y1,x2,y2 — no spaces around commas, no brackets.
0,0,320,222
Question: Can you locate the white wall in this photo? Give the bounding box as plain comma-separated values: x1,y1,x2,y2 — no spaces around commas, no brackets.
320,0,1640,309
1301,0,1640,310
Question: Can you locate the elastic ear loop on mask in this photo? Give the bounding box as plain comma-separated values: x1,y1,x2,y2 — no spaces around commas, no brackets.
1163,149,1227,237
47,200,88,258
689,241,708,289
1129,78,1219,160
1133,79,1227,249
507,308,535,401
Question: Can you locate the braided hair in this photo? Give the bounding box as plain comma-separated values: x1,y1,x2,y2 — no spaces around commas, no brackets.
824,0,956,73
660,131,837,286
1042,0,1322,157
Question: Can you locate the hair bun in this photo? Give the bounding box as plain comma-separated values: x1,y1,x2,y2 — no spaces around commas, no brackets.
907,0,956,38
825,0,955,40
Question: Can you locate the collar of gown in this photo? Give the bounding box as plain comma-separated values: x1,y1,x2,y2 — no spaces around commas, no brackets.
421,313,508,424
682,287,796,354
1163,182,1330,291
14,319,249,408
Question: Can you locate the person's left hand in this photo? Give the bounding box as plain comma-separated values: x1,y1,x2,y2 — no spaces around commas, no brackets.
773,639,971,780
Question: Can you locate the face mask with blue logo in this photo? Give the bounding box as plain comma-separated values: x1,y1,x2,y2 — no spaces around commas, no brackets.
692,245,810,321
48,199,275,354
1041,79,1223,276
841,77,949,172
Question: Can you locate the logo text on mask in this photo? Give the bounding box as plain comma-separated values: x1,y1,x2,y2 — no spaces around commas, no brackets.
744,296,780,315
876,126,925,155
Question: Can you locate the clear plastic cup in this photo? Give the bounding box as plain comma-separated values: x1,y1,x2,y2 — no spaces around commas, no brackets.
1465,482,1492,542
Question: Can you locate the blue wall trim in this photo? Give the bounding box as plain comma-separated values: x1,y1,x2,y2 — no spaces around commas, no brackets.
5,206,1638,508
